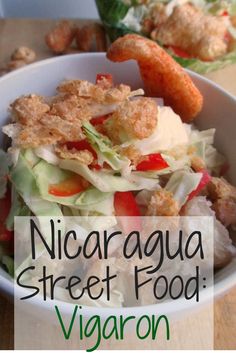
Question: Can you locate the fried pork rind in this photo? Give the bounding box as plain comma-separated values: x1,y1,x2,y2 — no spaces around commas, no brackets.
9,93,85,147
183,196,235,268
57,79,132,104
40,114,84,142
45,21,75,54
55,144,94,165
146,188,179,216
195,36,227,62
14,117,84,148
7,60,27,71
107,34,203,122
7,77,142,149
142,2,167,34
50,94,92,121
76,23,107,52
206,177,236,228
104,85,132,104
120,145,142,166
50,92,123,123
105,97,158,144
11,95,50,125
2,46,37,74
212,198,236,228
11,46,36,64
16,125,61,148
58,79,95,96
154,4,227,61
207,177,236,202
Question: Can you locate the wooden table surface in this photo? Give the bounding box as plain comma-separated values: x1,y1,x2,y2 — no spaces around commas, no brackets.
0,18,236,350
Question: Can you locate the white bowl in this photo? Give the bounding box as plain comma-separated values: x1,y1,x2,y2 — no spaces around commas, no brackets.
0,53,236,318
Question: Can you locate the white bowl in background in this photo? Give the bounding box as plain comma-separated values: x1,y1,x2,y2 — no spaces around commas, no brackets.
0,53,236,318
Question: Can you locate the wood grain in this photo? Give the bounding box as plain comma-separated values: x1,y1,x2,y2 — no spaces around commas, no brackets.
0,18,236,350
214,289,236,350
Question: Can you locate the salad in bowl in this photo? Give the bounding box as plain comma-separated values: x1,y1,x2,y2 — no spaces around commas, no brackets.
96,0,236,73
0,34,235,307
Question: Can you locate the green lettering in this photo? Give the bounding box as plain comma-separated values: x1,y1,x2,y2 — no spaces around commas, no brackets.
55,305,78,340
120,315,136,340
136,315,151,339
84,315,101,352
152,315,170,340
102,316,119,339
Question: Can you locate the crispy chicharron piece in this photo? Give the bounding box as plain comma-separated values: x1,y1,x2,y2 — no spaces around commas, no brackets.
107,34,203,122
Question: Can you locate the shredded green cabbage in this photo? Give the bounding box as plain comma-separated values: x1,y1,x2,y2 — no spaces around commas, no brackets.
10,153,62,217
83,121,130,172
0,149,11,199
165,170,203,207
59,159,159,192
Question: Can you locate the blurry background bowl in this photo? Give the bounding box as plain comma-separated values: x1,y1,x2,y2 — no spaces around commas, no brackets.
0,53,236,317
95,0,236,74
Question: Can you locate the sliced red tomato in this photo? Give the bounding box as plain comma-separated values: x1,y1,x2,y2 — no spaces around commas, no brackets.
90,163,102,171
114,192,141,217
90,114,111,126
169,46,191,59
188,170,211,201
0,188,13,243
96,73,113,86
221,10,229,16
114,191,141,233
0,230,13,242
65,140,97,159
49,174,88,197
136,153,169,172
